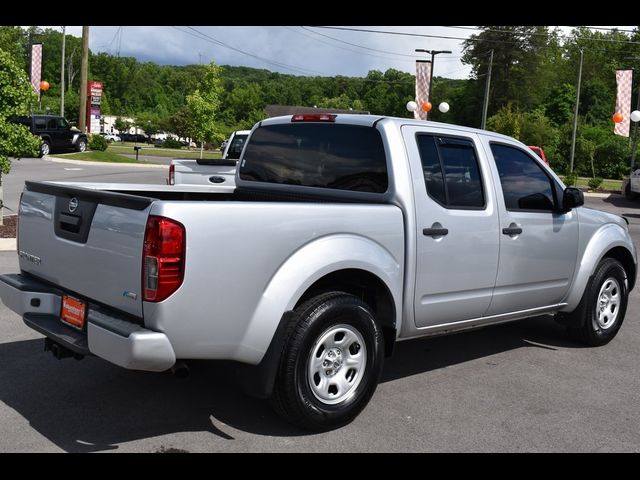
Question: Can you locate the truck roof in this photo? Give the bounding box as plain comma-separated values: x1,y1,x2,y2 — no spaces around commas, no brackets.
260,114,521,145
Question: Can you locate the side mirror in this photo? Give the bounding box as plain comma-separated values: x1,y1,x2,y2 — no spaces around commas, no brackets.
563,187,584,211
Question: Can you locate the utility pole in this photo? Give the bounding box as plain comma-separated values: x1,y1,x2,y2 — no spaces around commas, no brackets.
78,26,89,133
415,49,452,120
481,49,494,130
60,26,66,117
569,49,584,174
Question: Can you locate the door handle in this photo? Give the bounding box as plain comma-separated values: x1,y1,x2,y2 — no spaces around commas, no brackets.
423,227,449,237
502,226,523,236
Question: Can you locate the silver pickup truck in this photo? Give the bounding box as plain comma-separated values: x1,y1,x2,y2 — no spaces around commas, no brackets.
0,114,636,431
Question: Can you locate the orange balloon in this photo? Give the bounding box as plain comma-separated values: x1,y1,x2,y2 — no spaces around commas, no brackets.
421,102,432,113
613,112,624,123
39,81,50,91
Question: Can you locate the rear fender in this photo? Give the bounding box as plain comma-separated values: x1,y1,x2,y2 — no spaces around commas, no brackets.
236,234,403,363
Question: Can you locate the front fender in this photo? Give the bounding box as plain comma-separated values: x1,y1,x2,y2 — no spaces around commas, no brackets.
236,234,403,363
562,223,636,311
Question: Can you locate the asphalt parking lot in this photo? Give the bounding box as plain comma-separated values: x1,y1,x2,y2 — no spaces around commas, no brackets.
0,159,639,452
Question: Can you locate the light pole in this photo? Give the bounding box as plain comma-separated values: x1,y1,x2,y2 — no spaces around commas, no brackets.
60,26,66,117
415,49,452,120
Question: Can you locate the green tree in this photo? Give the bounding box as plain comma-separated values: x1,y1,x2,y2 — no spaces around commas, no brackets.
486,103,522,138
114,117,132,134
0,49,40,223
186,62,223,158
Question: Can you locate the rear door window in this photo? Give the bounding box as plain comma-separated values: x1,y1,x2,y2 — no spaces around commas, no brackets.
239,123,388,193
47,118,57,130
416,134,485,208
34,118,46,131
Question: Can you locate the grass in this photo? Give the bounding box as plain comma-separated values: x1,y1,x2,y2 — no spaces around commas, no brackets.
560,176,623,192
50,151,147,163
108,144,222,160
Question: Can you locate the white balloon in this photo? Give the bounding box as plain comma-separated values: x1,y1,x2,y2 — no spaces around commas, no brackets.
631,110,640,122
406,101,418,112
439,102,450,113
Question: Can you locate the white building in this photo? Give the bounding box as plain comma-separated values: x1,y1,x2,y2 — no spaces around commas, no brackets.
101,115,146,135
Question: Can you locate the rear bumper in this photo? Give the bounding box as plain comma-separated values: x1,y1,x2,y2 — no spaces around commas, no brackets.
0,273,176,371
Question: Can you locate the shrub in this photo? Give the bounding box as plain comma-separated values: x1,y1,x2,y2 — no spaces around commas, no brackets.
588,177,603,190
89,134,108,151
563,173,578,186
161,138,183,149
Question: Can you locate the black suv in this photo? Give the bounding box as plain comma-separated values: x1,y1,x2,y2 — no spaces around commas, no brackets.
9,115,88,157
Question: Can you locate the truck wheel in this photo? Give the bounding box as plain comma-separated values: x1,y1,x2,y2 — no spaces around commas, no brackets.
567,258,628,346
271,291,384,431
76,139,87,152
39,141,50,157
625,183,638,201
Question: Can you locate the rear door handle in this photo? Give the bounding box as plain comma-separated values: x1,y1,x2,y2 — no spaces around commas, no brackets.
423,227,449,237
502,226,523,235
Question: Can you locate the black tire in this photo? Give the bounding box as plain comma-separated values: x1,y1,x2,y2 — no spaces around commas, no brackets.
567,258,628,346
76,139,87,152
39,140,51,157
271,291,384,431
625,183,638,201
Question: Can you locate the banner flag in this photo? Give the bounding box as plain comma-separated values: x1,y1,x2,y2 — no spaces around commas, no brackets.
415,60,432,120
615,69,633,137
30,43,43,99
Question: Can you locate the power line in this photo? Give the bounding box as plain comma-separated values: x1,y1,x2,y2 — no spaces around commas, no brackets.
181,26,327,76
301,26,416,58
284,27,411,63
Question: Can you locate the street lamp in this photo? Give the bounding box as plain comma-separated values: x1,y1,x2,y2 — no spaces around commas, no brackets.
415,49,452,120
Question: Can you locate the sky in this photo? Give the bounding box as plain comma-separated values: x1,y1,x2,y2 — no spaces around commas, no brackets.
49,26,636,80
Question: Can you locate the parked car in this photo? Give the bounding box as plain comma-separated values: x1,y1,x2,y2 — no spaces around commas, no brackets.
0,114,636,431
102,133,121,142
9,115,88,157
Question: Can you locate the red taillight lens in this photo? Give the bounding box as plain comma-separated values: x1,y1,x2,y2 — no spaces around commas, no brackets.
291,114,337,122
142,215,185,302
168,164,175,185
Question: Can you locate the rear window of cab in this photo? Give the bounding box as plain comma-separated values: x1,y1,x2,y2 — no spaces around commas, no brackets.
239,123,388,193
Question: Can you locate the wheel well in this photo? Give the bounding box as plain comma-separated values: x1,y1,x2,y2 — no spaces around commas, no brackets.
605,246,636,291
296,269,397,357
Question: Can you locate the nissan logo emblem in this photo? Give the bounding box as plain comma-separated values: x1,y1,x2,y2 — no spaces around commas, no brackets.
68,197,79,213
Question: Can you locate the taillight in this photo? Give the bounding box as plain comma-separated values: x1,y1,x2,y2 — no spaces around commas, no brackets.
291,114,336,122
168,164,175,185
142,215,185,302
16,192,23,254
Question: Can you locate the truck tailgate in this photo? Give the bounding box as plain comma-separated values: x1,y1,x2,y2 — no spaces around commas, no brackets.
18,181,155,318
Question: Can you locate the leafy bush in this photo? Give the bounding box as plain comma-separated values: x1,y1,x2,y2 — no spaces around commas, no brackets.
89,134,108,151
161,138,183,149
564,173,578,186
588,177,603,190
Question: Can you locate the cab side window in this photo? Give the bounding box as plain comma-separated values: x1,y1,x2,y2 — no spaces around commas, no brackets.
416,134,485,209
491,143,557,211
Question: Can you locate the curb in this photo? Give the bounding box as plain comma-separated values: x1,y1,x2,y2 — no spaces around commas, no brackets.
44,155,167,169
583,192,618,198
0,238,16,252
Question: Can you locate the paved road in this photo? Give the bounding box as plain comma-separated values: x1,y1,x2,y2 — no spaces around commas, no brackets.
2,157,166,215
0,161,639,451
